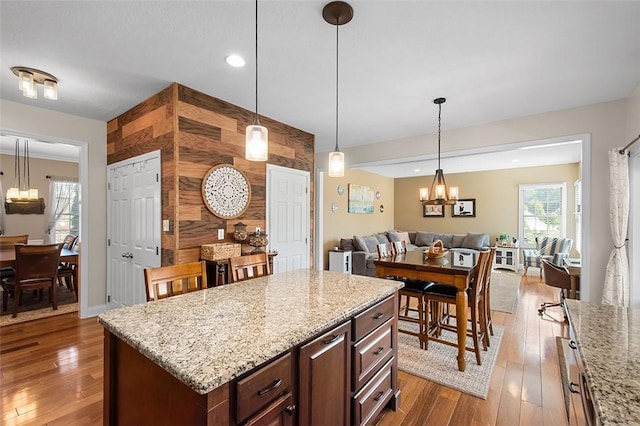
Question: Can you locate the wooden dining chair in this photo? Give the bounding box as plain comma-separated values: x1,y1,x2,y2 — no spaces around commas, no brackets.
392,240,408,255
423,249,492,365
58,239,80,299
376,242,395,258
0,235,29,280
228,253,271,283
483,247,496,347
144,261,208,302
1,243,63,318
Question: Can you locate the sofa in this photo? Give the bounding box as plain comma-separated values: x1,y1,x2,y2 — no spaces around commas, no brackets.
339,230,490,277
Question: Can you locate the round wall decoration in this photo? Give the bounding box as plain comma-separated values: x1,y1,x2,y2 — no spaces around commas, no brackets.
201,164,251,219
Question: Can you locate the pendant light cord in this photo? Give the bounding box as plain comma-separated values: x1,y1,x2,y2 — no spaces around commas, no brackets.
14,139,21,190
25,140,30,189
254,0,260,125
437,103,442,170
334,19,340,152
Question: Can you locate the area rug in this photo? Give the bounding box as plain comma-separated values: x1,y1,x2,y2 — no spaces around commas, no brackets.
490,270,521,313
398,321,504,399
0,285,78,327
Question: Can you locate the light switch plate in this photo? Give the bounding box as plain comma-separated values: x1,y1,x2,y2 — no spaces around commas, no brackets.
163,220,170,232
218,229,224,240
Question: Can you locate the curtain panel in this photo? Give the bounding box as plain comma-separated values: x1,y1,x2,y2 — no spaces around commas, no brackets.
43,176,79,244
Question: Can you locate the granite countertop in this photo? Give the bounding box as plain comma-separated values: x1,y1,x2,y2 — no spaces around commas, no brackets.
565,299,640,425
99,269,403,395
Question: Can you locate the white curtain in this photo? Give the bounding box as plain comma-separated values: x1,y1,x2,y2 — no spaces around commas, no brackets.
43,176,78,244
602,149,630,306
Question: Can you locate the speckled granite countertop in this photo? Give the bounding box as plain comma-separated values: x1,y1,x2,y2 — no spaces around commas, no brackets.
565,299,640,425
99,269,402,395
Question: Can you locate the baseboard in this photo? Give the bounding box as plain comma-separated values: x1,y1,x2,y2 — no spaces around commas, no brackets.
82,303,109,319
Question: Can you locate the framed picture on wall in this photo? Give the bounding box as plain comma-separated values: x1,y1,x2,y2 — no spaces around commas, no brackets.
452,199,476,217
423,204,444,217
348,184,375,214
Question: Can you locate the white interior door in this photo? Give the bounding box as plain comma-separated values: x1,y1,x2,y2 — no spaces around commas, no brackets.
107,151,161,308
267,165,310,273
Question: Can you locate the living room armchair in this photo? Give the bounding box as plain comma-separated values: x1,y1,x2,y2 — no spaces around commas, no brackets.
522,237,573,277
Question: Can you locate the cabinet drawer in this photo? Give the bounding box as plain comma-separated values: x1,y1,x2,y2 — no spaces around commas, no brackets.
352,319,393,391
236,352,292,424
352,358,394,426
353,296,395,342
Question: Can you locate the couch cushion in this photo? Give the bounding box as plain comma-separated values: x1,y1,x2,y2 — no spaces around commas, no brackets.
408,232,416,244
434,233,454,248
375,233,390,244
462,232,487,250
353,235,368,252
354,235,381,253
415,231,436,246
340,238,355,252
387,231,411,246
451,234,465,248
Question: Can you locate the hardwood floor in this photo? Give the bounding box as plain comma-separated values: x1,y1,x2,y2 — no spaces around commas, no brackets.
0,273,570,425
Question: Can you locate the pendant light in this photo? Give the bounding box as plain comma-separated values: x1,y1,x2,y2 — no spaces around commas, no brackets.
11,67,58,100
6,139,38,201
420,98,459,205
323,1,353,178
245,0,268,161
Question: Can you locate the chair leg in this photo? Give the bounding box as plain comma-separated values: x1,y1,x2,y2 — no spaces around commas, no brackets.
469,304,482,365
12,288,20,318
2,289,8,311
51,281,57,311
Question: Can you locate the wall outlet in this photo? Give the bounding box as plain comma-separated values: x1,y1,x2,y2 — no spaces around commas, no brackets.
218,229,225,240
256,227,261,233
163,220,170,232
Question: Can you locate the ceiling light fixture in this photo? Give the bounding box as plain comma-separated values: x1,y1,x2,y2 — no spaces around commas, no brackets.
245,0,268,161
420,97,459,205
225,54,246,68
323,1,353,178
6,138,38,201
11,66,58,100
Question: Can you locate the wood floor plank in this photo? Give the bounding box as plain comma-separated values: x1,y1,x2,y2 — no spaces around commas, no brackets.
0,274,571,425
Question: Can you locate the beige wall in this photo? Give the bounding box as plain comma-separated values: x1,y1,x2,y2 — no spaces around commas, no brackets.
628,84,640,142
394,164,580,257
0,155,78,241
318,99,630,303
322,169,394,269
0,99,107,314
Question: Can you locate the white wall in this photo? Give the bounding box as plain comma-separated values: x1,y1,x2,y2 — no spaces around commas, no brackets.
318,99,631,303
0,99,107,315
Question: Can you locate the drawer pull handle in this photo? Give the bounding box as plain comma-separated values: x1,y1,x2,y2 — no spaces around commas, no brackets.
373,346,384,355
373,390,385,401
373,312,384,319
568,382,580,394
285,405,296,415
323,334,339,344
257,378,282,396
569,340,577,349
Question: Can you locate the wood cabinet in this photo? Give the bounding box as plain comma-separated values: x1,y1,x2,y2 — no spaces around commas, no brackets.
493,246,519,272
299,321,351,426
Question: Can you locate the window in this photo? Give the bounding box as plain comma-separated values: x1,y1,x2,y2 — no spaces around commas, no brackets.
518,183,566,248
48,179,80,243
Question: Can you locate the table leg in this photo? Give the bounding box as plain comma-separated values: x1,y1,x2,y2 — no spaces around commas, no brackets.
456,289,467,372
216,263,227,286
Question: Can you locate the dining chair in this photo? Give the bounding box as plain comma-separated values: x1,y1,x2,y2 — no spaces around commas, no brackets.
423,249,492,365
0,234,29,280
482,247,496,347
228,253,271,283
144,261,208,302
392,240,408,255
1,243,63,318
376,242,395,258
58,239,79,299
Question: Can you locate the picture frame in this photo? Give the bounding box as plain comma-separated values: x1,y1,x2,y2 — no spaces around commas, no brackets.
348,183,375,214
452,198,476,217
422,204,444,217
453,251,474,267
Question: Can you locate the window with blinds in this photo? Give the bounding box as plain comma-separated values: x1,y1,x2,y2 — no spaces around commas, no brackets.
518,183,567,248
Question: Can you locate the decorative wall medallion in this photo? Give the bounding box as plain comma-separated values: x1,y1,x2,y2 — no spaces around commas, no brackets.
375,191,381,199
379,204,384,213
331,202,339,213
337,185,345,195
201,164,251,219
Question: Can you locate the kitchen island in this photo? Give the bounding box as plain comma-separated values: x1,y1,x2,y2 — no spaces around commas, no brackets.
564,299,640,425
99,269,403,425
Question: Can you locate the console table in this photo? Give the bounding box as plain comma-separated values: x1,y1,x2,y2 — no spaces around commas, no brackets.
493,245,519,272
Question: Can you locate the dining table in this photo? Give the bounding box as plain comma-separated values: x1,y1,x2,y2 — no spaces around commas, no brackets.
374,248,479,372
0,246,79,268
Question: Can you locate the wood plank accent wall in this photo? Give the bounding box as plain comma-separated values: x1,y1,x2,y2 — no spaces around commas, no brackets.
107,83,315,267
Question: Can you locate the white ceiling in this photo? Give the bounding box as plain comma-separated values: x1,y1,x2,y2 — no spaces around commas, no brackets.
1,1,638,173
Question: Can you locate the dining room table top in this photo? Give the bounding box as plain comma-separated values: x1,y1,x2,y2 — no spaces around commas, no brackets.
374,248,479,274
0,246,78,268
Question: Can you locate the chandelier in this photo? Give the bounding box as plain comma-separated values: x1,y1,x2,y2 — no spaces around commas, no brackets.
420,98,459,205
6,139,39,201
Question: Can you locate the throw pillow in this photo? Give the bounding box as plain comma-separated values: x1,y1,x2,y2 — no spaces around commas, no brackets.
353,235,368,252
363,235,381,253
340,238,355,252
462,232,486,250
415,231,436,247
387,231,411,246
434,233,454,248
375,233,390,244
452,234,465,248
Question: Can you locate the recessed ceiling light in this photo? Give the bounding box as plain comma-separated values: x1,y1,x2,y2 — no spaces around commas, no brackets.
225,55,246,68
414,168,420,172
512,159,519,162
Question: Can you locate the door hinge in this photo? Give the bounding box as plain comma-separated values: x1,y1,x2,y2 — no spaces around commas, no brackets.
107,295,111,303
306,186,308,194
107,239,111,246
156,247,159,255
108,182,111,190
156,173,159,182
305,237,308,244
